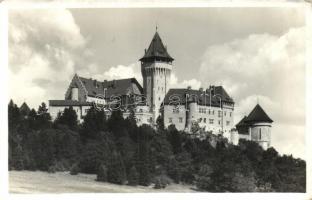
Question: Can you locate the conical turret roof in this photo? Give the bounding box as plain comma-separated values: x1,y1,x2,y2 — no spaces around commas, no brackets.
140,31,174,62
245,104,273,123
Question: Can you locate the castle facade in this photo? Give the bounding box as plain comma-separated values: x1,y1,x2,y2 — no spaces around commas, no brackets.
48,30,273,149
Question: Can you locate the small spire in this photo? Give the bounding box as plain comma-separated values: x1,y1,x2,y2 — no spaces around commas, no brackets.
156,22,158,32
257,96,259,104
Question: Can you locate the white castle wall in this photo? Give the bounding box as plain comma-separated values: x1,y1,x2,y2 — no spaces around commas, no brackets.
164,105,187,131
49,105,91,122
249,122,271,150
163,102,234,137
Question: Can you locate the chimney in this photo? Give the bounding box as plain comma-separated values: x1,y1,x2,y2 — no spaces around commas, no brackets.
199,87,203,92
210,85,215,96
187,86,192,90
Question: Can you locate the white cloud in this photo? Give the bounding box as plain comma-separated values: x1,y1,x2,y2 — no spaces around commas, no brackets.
199,27,305,158
9,9,88,108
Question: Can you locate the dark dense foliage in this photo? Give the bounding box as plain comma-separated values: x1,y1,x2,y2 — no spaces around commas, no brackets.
8,100,306,192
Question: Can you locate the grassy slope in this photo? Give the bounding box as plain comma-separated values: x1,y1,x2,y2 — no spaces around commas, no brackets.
9,171,196,193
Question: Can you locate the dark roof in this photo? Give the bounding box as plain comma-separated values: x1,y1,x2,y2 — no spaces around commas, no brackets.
163,86,234,106
245,104,273,123
235,116,249,128
20,102,30,115
139,31,174,62
49,100,93,106
78,76,143,98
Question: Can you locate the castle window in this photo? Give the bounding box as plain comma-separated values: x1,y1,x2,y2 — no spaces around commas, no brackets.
218,120,221,125
173,107,179,113
208,110,211,115
209,119,214,124
179,117,183,123
230,112,232,117
226,121,230,126
259,129,262,140
224,111,226,116
218,111,222,117
203,118,206,123
212,110,215,115
169,118,173,123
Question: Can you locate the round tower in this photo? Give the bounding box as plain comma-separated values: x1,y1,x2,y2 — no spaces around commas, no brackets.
140,30,174,123
245,104,273,150
186,101,197,131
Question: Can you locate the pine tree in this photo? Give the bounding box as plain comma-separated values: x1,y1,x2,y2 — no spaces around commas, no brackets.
128,166,139,186
81,107,107,141
107,151,127,185
54,106,78,131
36,102,52,130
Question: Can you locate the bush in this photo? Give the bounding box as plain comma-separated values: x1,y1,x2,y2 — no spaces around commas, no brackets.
48,165,56,173
50,160,69,171
96,164,108,182
153,174,172,189
70,163,80,175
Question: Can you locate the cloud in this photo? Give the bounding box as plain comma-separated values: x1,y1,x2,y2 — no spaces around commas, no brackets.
9,9,92,108
199,27,305,158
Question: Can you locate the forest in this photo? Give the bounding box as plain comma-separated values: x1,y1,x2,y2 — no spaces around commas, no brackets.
8,100,306,192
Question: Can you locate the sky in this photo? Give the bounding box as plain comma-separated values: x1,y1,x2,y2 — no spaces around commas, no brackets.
8,7,306,159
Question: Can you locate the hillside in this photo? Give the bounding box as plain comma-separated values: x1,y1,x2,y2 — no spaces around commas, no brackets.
9,171,195,193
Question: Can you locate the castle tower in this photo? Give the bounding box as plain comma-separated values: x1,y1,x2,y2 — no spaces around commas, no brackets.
244,104,273,150
140,30,174,123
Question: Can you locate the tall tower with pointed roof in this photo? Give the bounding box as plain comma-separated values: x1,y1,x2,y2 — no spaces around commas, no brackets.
140,30,174,123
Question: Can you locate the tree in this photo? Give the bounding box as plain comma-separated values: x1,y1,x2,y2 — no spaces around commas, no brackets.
167,125,182,154
54,106,78,131
96,164,108,182
36,102,52,130
156,115,165,131
108,109,128,138
107,151,127,185
128,166,139,186
81,107,107,141
196,164,214,191
8,100,21,129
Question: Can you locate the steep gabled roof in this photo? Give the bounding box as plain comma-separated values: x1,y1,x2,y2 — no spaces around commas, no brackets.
245,104,273,123
78,76,143,98
140,31,174,62
213,86,233,102
163,86,234,106
235,116,249,128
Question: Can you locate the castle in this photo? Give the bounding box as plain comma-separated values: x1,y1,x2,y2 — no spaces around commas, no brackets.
48,30,273,149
